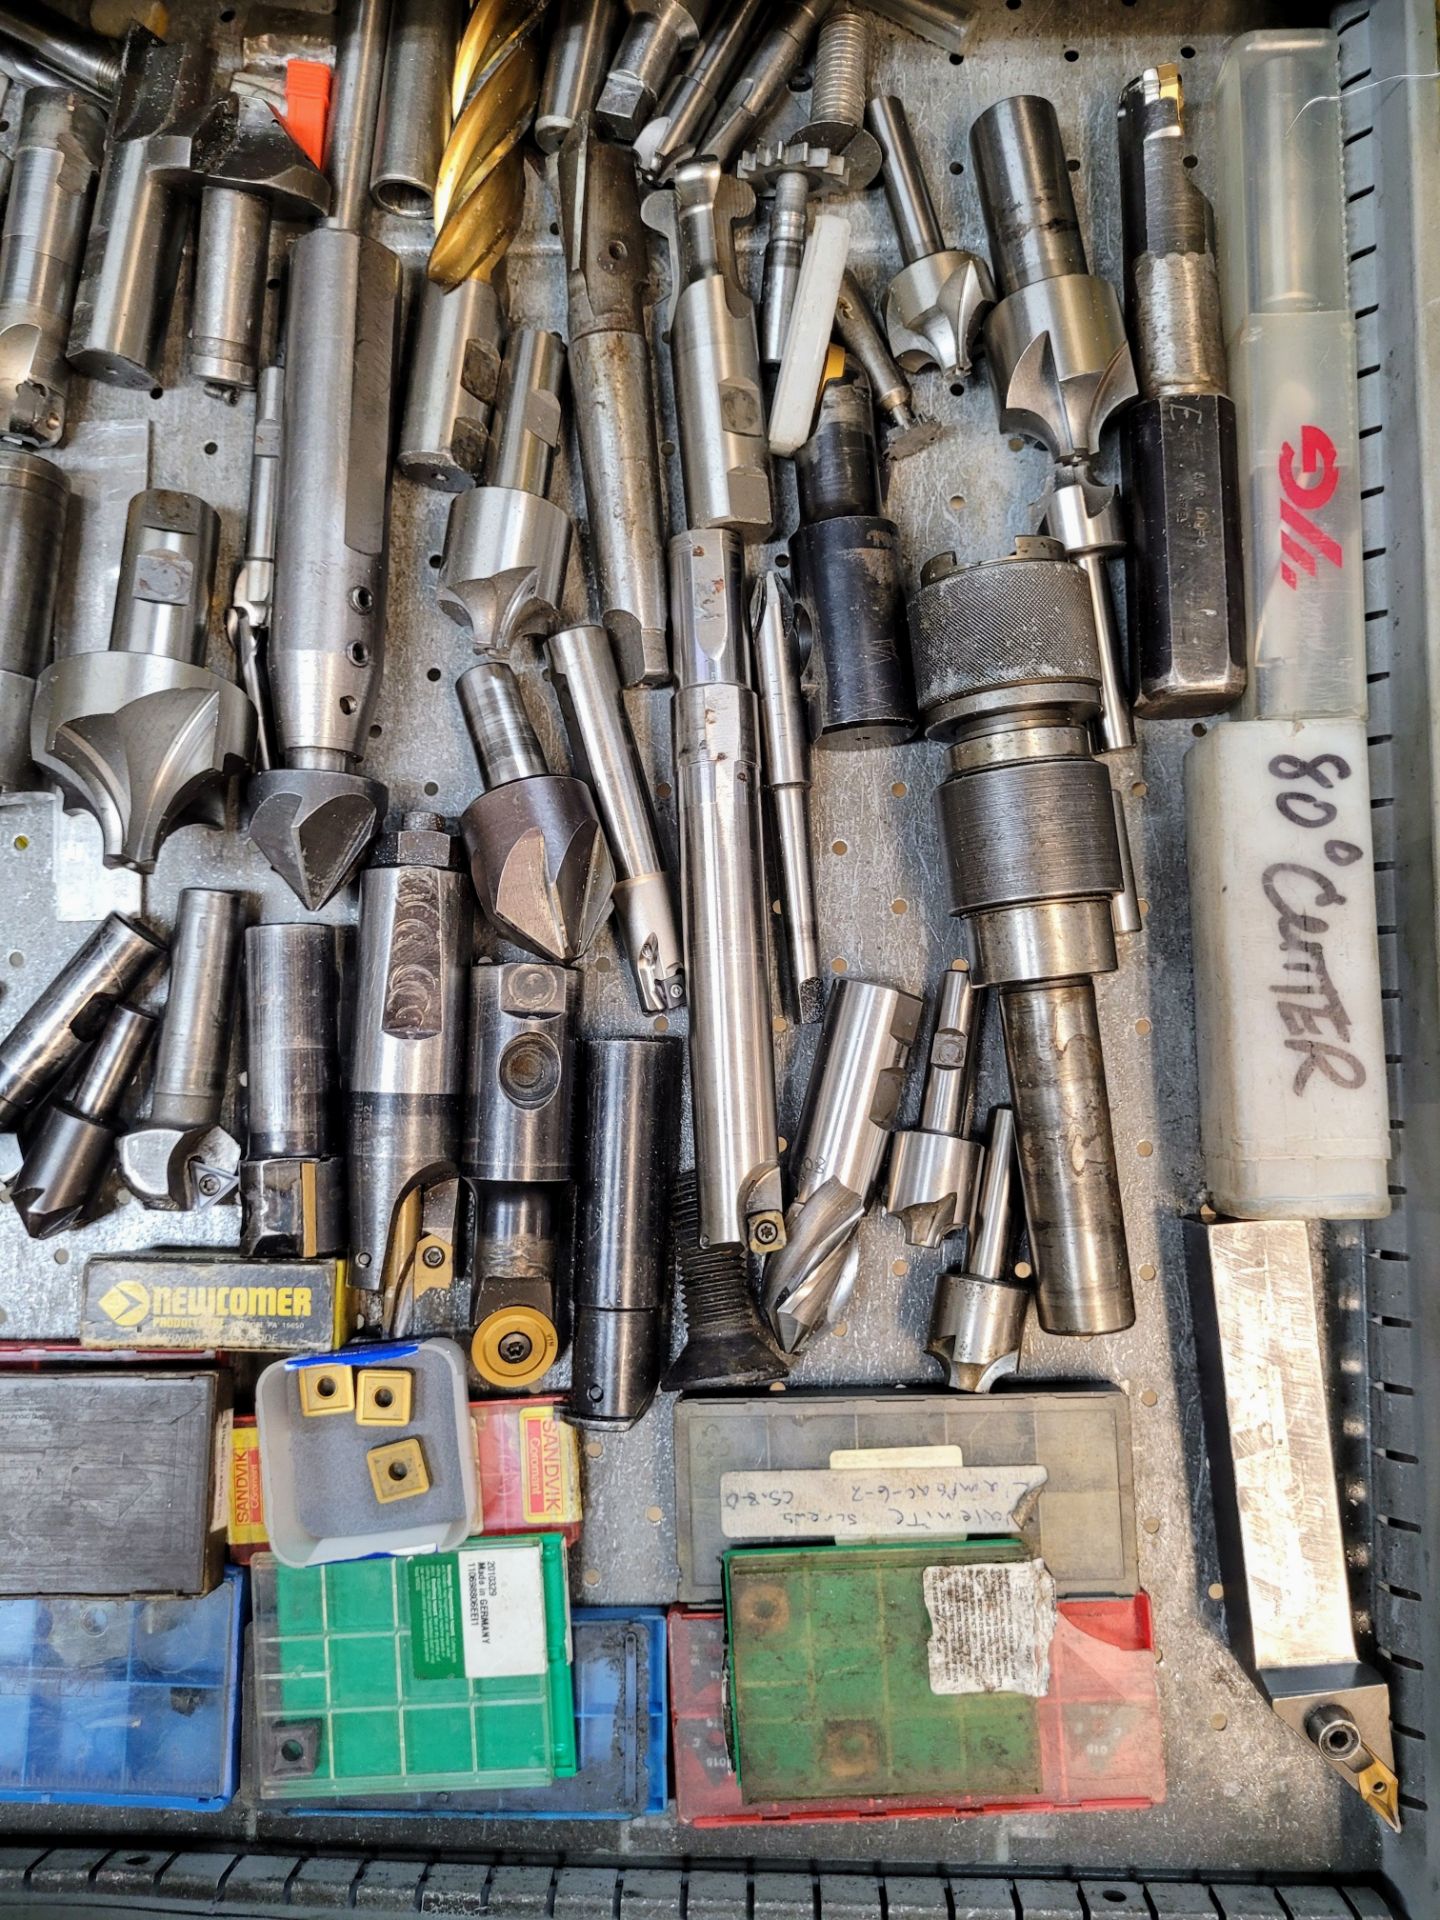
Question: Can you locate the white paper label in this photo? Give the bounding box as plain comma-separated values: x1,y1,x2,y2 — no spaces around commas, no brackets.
457,1545,547,1679
718,1464,1046,1540
829,1445,965,1470
922,1560,1057,1698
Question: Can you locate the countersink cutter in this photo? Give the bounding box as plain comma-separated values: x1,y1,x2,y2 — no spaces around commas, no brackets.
927,1105,1029,1392
763,976,923,1354
116,888,245,1211
886,959,986,1249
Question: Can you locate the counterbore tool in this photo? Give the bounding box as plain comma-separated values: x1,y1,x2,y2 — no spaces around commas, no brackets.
371,0,458,218
671,527,785,1258
643,161,771,536
547,623,684,1012
664,1165,788,1389
0,913,164,1132
537,0,620,152
429,0,546,286
762,976,922,1353
247,224,401,911
66,25,211,389
397,277,505,491
30,488,256,874
9,1001,155,1239
970,94,1139,754
790,355,914,747
1117,65,1245,716
227,364,282,771
867,92,993,383
750,573,821,1026
458,660,615,965
886,959,985,1249
0,448,68,792
927,1105,1028,1391
634,0,766,182
464,960,579,1388
558,117,669,689
0,87,105,446
117,888,244,1211
596,0,712,143
571,1035,683,1429
185,93,330,400
241,922,346,1260
698,0,834,170
348,814,471,1337
438,327,572,658
910,535,1134,1336
832,268,942,461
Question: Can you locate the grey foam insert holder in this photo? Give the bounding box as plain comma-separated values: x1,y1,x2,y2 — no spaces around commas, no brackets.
291,1350,468,1541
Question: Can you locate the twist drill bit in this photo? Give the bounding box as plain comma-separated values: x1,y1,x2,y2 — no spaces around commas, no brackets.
458,661,616,965
547,623,684,1011
867,93,994,383
227,365,283,772
0,449,68,793
698,0,834,170
570,1035,683,1428
750,574,821,1026
537,0,621,152
0,88,105,446
247,225,400,910
671,528,785,1258
30,488,256,873
642,160,771,535
348,813,471,1337
762,977,922,1353
663,1166,788,1389
970,94,1140,754
0,913,165,1131
117,888,245,1211
833,268,942,460
927,1106,1030,1391
437,327,572,657
429,0,547,287
910,536,1134,1336
886,960,986,1249
635,0,767,182
597,0,713,144
559,117,669,688
397,276,505,491
240,923,346,1259
1117,66,1246,716
9,1003,155,1239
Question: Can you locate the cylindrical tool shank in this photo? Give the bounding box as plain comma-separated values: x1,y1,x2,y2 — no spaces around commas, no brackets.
72,1000,155,1119
371,0,456,217
1002,980,1132,1334
190,187,269,396
922,964,980,1134
699,0,833,168
109,490,220,666
758,172,808,371
148,889,243,1130
458,660,547,788
397,277,504,490
867,93,943,264
636,0,766,179
463,962,580,1184
270,226,400,765
538,0,621,152
0,2,121,97
325,0,391,233
794,361,881,521
596,0,712,142
244,924,341,1161
0,914,163,1129
0,88,104,444
484,328,567,496
970,94,1087,293
791,514,913,747
0,449,68,791
570,1035,683,1428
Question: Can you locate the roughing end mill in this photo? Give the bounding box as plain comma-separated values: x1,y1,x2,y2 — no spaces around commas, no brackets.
970,94,1139,755
429,0,547,287
672,527,784,1257
927,1106,1029,1392
762,976,922,1353
750,573,821,1026
910,536,1134,1337
348,814,471,1338
558,116,669,689
886,959,985,1249
1117,66,1246,716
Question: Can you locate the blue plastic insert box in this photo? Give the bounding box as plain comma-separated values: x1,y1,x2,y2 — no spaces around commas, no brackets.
0,1569,244,1810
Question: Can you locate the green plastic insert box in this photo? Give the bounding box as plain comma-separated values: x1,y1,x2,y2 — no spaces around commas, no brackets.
251,1535,576,1799
724,1537,1043,1804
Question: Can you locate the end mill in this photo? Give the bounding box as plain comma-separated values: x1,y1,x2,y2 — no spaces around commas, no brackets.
970,94,1140,755
910,536,1134,1337
437,327,572,659
927,1106,1029,1392
458,661,616,966
1117,66,1246,717
886,959,985,1249
867,93,994,383
429,0,546,287
30,488,256,874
